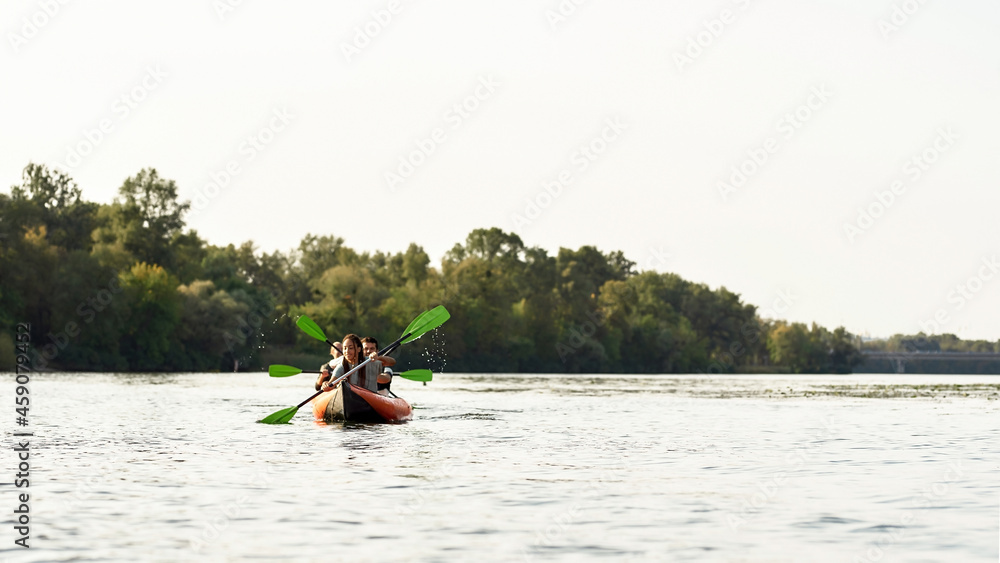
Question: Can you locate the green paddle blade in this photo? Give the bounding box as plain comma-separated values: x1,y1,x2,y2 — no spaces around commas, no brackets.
296,315,328,343
401,309,430,338
397,369,432,382
268,364,304,378
402,305,450,344
258,405,299,424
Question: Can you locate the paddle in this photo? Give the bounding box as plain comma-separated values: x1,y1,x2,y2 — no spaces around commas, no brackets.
268,364,433,382
258,306,449,424
296,315,340,349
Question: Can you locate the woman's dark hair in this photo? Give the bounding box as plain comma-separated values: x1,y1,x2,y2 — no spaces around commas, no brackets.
341,334,362,368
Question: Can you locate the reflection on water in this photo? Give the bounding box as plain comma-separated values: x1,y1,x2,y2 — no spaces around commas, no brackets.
6,372,999,562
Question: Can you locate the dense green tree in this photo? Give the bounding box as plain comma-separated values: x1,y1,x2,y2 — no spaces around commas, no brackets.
92,168,190,270
440,229,531,370
513,247,559,371
3,226,59,340
597,272,704,373
45,248,128,370
765,322,859,374
298,264,391,350
9,163,99,252
298,234,357,281
0,162,909,374
117,262,181,371
401,243,431,285
767,322,823,373
170,231,208,284
1,165,97,345
828,326,863,373
174,280,251,370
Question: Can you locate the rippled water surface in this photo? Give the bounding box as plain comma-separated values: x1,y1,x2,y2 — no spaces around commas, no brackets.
3,373,999,562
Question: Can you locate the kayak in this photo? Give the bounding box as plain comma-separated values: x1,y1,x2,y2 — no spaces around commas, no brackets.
312,381,413,423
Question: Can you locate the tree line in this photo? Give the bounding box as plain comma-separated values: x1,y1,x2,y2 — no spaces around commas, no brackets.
860,333,999,354
3,163,981,374
855,333,1000,374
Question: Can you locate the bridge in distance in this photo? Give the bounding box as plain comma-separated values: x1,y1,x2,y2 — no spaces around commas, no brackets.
860,351,1000,373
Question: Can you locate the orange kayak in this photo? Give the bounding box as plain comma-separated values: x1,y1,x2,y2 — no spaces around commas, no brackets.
312,381,413,423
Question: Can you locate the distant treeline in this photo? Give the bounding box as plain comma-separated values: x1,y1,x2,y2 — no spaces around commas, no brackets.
0,163,990,374
861,333,1000,354
856,334,1000,374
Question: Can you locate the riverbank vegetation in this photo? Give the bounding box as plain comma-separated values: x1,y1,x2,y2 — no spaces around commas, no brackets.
0,164,993,373
855,334,1000,374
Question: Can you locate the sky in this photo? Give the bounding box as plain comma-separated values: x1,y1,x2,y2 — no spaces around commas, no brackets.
2,0,999,341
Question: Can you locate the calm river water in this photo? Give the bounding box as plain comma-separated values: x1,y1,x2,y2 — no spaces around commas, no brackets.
2,373,998,562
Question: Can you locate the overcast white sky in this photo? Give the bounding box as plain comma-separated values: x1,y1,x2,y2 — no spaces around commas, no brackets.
3,0,998,340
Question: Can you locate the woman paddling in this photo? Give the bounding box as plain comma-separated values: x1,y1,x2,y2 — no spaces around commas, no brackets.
321,334,383,393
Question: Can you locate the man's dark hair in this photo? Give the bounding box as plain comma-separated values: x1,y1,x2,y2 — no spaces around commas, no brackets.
361,336,379,348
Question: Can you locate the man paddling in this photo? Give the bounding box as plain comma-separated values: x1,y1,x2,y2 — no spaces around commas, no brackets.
361,337,396,369
361,336,396,395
